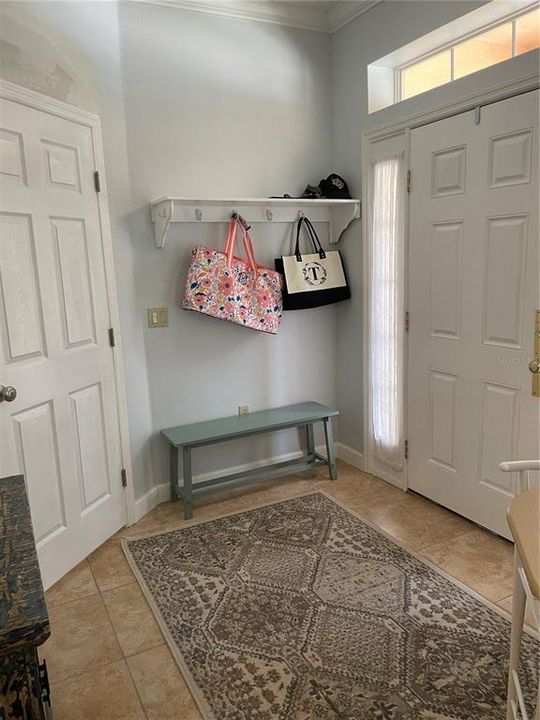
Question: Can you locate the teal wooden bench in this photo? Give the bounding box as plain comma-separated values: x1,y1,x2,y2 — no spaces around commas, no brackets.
161,401,339,519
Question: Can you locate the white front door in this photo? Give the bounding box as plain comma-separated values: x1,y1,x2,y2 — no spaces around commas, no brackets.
0,95,126,587
408,90,539,539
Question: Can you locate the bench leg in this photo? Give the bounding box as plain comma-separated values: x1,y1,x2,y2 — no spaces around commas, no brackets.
323,417,337,480
306,423,315,459
506,549,526,720
182,445,193,520
169,445,178,502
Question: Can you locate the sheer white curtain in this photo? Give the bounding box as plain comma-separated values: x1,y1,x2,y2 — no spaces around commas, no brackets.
369,153,405,470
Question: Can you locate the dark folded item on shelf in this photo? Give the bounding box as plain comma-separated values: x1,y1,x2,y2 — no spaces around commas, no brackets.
318,173,351,198
270,174,351,200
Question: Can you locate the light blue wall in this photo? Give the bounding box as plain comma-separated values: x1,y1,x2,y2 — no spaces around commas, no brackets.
118,3,336,491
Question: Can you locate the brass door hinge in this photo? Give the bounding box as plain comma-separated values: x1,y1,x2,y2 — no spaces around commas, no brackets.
94,170,101,193
108,328,115,347
404,439,409,460
406,170,411,193
121,468,128,488
405,311,410,333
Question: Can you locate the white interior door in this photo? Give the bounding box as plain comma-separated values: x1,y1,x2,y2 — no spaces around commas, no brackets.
0,95,126,587
408,90,539,539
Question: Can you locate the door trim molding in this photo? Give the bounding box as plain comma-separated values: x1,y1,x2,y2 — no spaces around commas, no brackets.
360,72,539,491
360,132,410,490
364,71,539,142
0,78,136,526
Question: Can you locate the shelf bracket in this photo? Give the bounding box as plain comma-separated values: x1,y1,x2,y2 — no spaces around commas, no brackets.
329,203,361,245
151,199,174,249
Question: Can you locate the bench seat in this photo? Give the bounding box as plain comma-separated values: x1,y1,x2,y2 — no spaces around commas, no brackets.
161,401,339,519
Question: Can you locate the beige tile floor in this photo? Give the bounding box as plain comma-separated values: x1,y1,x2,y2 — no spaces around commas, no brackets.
41,460,532,719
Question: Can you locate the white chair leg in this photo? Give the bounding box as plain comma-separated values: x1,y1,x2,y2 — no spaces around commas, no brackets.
507,550,527,720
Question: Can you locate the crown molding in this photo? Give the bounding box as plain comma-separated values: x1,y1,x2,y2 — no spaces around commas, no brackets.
328,1,381,32
131,0,381,33
131,0,328,32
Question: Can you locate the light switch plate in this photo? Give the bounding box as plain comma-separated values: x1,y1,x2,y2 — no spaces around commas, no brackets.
147,307,168,328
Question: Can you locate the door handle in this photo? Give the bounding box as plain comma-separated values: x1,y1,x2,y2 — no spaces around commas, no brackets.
0,385,17,402
529,359,540,374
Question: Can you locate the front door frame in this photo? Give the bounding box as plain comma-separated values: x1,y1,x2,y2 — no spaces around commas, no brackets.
361,70,540,490
0,78,136,525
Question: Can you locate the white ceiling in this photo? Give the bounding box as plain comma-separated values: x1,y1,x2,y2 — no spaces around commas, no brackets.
135,0,382,33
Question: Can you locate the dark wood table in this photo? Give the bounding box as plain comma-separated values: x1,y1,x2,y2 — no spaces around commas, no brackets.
1,475,51,719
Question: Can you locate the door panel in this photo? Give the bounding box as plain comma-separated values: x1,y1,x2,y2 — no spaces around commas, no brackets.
0,213,45,360
13,400,66,545
0,128,26,183
482,214,527,348
71,382,111,511
53,216,97,348
488,129,532,187
0,96,126,587
430,221,463,340
478,381,519,494
428,369,457,471
408,90,539,538
431,145,467,196
42,139,82,193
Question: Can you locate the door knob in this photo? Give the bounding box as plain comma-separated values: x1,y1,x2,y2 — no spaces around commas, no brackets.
529,359,540,374
0,385,17,402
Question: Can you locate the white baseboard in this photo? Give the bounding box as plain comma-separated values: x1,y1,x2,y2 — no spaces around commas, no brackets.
336,442,365,470
133,482,170,521
133,444,328,523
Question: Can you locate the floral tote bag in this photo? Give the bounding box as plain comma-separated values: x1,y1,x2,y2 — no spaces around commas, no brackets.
182,216,284,334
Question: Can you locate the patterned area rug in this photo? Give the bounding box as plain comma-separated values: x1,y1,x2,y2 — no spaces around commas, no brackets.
123,492,539,720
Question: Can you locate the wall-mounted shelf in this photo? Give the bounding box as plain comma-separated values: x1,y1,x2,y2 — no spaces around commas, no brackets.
150,197,361,248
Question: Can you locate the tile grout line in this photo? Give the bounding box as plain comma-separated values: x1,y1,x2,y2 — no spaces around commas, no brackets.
124,657,150,720
44,589,126,689
46,589,100,612
124,639,166,659
99,582,150,720
413,527,480,554
47,656,130,693
45,560,100,610
84,558,103,598
86,539,140,593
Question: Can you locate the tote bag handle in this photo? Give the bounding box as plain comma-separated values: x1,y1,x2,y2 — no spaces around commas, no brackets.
294,216,326,262
224,217,258,276
303,217,326,260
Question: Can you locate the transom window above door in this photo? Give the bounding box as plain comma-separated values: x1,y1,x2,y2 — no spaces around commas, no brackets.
368,2,540,112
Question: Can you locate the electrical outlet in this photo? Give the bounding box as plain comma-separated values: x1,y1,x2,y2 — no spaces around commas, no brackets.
238,405,250,416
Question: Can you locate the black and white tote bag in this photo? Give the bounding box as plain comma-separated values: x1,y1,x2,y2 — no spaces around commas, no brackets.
275,216,351,310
